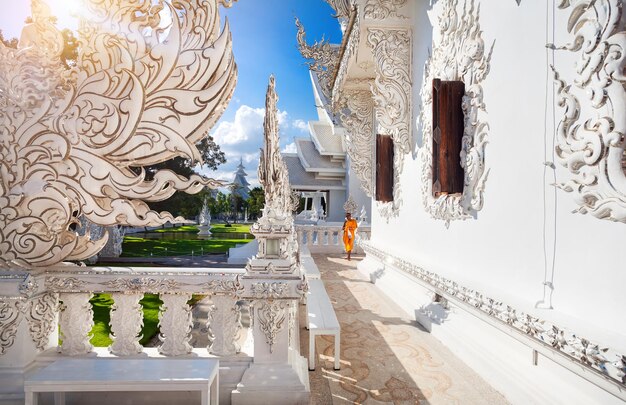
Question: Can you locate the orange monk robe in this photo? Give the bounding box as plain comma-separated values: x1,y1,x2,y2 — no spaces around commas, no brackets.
342,218,358,253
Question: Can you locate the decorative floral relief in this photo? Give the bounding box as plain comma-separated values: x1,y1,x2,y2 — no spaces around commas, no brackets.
251,282,288,299
361,240,626,387
338,89,375,197
551,0,626,223
103,278,179,293
45,277,86,292
367,28,413,220
418,0,493,226
25,293,58,351
364,0,409,20
256,300,287,353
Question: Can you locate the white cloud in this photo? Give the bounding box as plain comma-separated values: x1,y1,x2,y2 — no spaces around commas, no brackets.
282,142,297,153
292,119,308,133
197,104,296,192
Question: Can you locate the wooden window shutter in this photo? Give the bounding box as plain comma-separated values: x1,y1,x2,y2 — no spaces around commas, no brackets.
376,134,394,202
432,79,465,195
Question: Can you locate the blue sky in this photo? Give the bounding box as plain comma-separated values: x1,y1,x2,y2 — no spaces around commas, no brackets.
0,0,341,187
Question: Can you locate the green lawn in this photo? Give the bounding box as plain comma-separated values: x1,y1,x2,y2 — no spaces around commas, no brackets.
88,225,253,347
152,223,251,234
89,294,203,347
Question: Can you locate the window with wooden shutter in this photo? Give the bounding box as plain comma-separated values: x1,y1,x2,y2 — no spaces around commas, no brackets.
376,134,394,202
432,79,465,196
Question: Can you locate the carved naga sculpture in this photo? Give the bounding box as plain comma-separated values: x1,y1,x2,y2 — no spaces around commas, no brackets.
0,0,237,268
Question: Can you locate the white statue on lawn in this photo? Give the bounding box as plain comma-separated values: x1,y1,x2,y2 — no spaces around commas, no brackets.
198,197,212,236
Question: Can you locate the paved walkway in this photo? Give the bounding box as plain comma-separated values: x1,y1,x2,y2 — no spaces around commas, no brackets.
305,254,508,405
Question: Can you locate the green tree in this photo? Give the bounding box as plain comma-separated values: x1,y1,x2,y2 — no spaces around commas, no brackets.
144,136,226,218
246,187,265,220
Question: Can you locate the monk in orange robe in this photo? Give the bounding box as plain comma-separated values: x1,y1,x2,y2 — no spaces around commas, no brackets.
342,212,358,260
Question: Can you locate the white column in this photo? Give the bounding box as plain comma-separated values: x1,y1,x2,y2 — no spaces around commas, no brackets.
109,293,143,356
59,293,94,356
207,294,242,356
158,293,193,356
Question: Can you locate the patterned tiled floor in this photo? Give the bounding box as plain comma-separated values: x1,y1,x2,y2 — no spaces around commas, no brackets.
304,254,508,405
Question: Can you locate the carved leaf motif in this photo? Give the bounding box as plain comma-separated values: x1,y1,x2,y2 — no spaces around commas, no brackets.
0,300,24,355
256,301,286,353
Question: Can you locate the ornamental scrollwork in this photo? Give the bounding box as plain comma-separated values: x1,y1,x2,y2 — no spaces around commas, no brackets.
361,241,626,387
418,0,493,225
25,292,58,351
256,300,287,353
0,0,235,267
45,277,86,292
338,89,375,197
295,17,340,100
0,299,24,355
367,28,412,220
251,282,288,299
364,0,409,20
551,0,626,223
331,9,360,104
203,276,244,296
103,278,179,293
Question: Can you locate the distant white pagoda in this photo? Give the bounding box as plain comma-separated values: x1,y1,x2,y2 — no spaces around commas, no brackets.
232,157,251,199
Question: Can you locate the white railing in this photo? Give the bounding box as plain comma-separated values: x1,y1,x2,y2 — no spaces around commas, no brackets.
295,223,371,254
0,264,307,403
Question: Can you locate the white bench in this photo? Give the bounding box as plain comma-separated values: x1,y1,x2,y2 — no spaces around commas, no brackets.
306,279,340,371
301,256,321,280
24,358,219,405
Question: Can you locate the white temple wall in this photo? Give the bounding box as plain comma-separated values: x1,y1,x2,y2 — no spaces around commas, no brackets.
327,189,347,222
361,5,626,401
369,0,626,341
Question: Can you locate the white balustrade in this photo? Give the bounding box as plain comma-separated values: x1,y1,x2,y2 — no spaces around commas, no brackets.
295,224,371,254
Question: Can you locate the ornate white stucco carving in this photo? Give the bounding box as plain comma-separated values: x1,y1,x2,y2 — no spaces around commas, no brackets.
418,0,493,225
551,0,626,223
256,300,287,353
295,18,340,99
251,282,288,299
109,293,143,356
367,28,413,219
0,300,23,355
25,293,58,351
258,76,292,221
343,195,359,214
339,89,375,197
331,10,360,104
207,295,242,356
158,294,193,356
0,0,235,267
59,292,94,355
364,0,409,19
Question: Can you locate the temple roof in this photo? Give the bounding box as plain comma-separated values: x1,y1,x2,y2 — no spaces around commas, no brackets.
284,155,345,190
296,138,344,172
310,121,344,155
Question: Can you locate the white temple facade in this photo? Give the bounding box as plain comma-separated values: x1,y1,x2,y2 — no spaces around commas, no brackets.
297,0,626,403
284,71,370,223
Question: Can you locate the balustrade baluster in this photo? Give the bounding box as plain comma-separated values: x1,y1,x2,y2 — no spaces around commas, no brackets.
59,293,94,356
207,295,242,356
109,293,144,356
322,229,329,246
158,293,193,356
